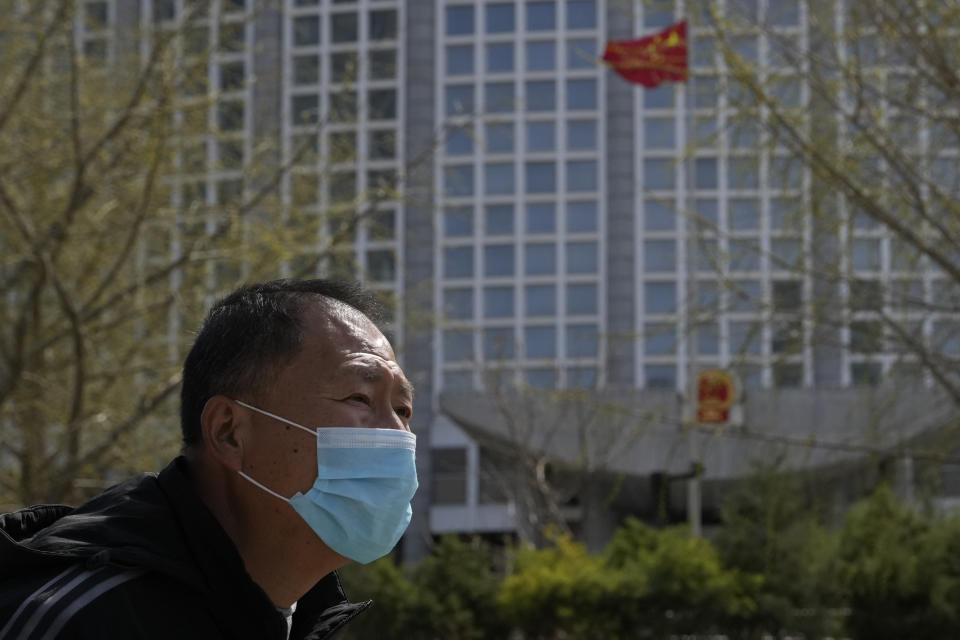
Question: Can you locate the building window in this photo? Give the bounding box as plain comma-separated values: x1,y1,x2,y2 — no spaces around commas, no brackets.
772,319,803,354
729,239,761,271
771,238,801,270
444,165,474,197
729,280,762,312
368,89,396,120
526,41,556,70
567,120,597,150
526,121,556,152
446,5,475,35
294,16,320,46
694,157,718,189
644,200,675,231
567,0,596,28
487,42,514,73
645,365,676,389
730,321,763,356
484,286,515,318
369,9,397,40
644,240,676,272
331,52,358,82
293,56,319,85
852,238,882,271
567,201,597,232
484,244,515,276
526,80,556,111
567,79,597,110
485,163,515,195
526,284,557,316
772,280,803,312
485,82,516,112
446,128,473,155
850,362,882,386
644,323,676,355
431,448,467,504
567,324,599,357
526,369,557,388
446,45,475,75
443,246,474,278
527,1,556,30
645,282,676,314
486,3,514,33
567,38,596,68
443,329,474,361
445,85,474,115
487,122,515,152
443,289,473,320
331,13,358,43
644,159,675,190
730,199,760,230
484,327,516,359
644,118,675,149
290,95,318,126
525,242,557,275
444,207,473,237
567,241,598,273
567,283,597,315
366,250,395,282
525,162,557,193
485,204,514,235
698,323,720,355
525,326,557,358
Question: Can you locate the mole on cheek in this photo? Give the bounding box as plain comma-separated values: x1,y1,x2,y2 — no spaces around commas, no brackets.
293,448,299,454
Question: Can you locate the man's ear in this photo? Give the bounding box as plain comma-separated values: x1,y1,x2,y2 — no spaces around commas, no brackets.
200,396,245,471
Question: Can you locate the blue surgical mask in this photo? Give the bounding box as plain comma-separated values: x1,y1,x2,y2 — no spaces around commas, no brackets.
234,400,418,564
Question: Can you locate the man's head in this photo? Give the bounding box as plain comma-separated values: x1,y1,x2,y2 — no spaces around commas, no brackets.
180,279,416,600
180,278,390,451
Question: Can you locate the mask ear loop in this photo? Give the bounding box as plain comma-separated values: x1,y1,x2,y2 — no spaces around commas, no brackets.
232,399,314,503
238,471,293,503
234,399,317,437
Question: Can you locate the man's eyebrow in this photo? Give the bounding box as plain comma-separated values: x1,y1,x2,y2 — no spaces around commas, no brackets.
346,362,415,399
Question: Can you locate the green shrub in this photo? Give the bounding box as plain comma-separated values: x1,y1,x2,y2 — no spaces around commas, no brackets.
837,486,960,640
716,465,844,638
499,520,759,639
339,536,506,640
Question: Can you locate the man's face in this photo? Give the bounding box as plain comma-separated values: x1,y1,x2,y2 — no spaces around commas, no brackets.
236,299,414,543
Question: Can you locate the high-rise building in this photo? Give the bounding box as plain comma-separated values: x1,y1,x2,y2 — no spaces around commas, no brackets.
72,0,960,559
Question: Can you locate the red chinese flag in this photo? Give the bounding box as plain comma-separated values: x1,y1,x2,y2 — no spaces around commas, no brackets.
603,21,688,88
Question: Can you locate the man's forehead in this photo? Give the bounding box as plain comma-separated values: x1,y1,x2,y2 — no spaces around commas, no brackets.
299,300,407,383
303,298,390,351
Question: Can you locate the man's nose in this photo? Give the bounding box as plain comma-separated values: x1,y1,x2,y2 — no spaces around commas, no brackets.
375,401,411,432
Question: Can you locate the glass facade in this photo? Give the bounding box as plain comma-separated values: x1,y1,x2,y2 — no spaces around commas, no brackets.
437,0,604,391
635,0,811,390
284,0,404,341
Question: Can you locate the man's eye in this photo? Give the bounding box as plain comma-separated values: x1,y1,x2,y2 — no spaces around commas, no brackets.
348,394,372,406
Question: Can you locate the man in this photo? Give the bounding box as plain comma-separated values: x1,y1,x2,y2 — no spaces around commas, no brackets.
0,279,418,639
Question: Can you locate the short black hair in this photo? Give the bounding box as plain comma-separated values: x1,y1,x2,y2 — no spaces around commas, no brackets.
179,278,383,450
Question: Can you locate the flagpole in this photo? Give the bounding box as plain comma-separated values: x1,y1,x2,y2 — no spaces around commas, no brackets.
603,16,697,533
683,12,703,538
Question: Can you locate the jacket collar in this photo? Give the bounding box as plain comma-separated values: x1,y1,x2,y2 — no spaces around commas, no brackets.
158,457,372,640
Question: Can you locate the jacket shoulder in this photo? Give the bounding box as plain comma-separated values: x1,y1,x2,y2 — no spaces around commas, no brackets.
0,564,221,640
57,570,223,639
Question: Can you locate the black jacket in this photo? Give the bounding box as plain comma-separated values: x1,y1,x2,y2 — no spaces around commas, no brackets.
0,457,370,639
